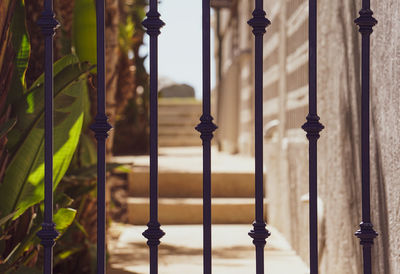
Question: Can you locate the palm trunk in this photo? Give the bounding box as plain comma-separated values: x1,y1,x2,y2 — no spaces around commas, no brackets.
105,0,120,159
0,0,16,182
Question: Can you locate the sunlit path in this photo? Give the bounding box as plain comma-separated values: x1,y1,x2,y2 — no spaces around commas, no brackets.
108,225,309,274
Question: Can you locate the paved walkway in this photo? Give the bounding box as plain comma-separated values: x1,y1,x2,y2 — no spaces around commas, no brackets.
110,147,309,273
108,224,309,274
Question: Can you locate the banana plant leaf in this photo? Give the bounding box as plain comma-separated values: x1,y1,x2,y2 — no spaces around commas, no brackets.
7,0,30,107
73,0,97,68
53,208,77,236
0,206,77,270
78,133,97,168
0,118,16,139
0,55,92,219
10,0,29,89
6,55,86,152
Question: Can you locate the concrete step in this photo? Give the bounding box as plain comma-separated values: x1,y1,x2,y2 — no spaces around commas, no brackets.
159,99,202,112
128,170,255,198
159,135,201,147
126,198,266,225
158,99,202,147
158,115,199,126
159,125,198,135
158,105,202,117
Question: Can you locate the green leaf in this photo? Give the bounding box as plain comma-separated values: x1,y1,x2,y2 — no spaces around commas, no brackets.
6,56,91,151
53,208,77,235
54,192,74,209
54,94,78,110
0,57,92,219
7,0,30,105
79,133,97,167
0,118,17,139
73,0,97,68
55,246,83,264
28,55,81,92
82,79,92,129
2,207,76,267
10,0,30,90
114,165,131,173
0,211,17,227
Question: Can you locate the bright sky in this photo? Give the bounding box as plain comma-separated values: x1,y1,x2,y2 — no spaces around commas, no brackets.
141,0,216,99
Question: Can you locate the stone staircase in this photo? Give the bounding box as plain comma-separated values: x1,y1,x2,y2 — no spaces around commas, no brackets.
158,99,202,147
117,147,266,225
114,98,266,225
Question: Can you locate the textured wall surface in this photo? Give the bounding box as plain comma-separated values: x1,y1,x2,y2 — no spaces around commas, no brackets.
317,0,363,272
370,1,400,273
214,0,399,273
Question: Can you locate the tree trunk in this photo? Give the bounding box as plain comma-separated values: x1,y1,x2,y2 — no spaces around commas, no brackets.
105,0,120,158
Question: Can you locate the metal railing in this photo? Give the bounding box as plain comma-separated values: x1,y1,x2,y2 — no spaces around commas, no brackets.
36,0,378,273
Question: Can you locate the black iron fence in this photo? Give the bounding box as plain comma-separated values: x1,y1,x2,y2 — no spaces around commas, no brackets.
36,0,377,273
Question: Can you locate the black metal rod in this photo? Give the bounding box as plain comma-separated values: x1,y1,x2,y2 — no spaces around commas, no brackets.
247,1,271,273
36,2,60,273
361,33,371,225
141,2,165,273
354,1,378,273
254,26,264,225
196,1,217,273
43,25,55,274
43,26,54,238
202,0,211,115
202,140,212,274
89,1,112,273
308,137,319,274
149,34,159,224
309,0,317,115
95,1,106,273
301,0,324,273
202,1,212,273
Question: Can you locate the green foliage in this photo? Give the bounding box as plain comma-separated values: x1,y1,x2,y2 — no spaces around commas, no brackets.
0,0,146,272
119,16,135,55
0,118,17,139
0,205,77,273
73,0,97,68
0,52,93,272
10,0,29,90
53,208,77,236
0,56,93,219
7,0,30,106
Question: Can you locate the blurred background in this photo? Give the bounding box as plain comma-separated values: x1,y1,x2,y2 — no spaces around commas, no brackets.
0,0,399,273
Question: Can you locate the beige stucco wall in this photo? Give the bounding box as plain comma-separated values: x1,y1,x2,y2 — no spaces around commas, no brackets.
213,0,400,273
369,1,400,272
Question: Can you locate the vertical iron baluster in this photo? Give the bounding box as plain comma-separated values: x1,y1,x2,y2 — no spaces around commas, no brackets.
354,1,378,273
90,0,112,273
195,1,217,273
247,1,271,274
301,0,324,273
142,2,165,274
36,1,60,273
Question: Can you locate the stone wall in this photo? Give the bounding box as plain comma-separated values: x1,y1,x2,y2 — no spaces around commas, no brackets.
213,0,400,273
